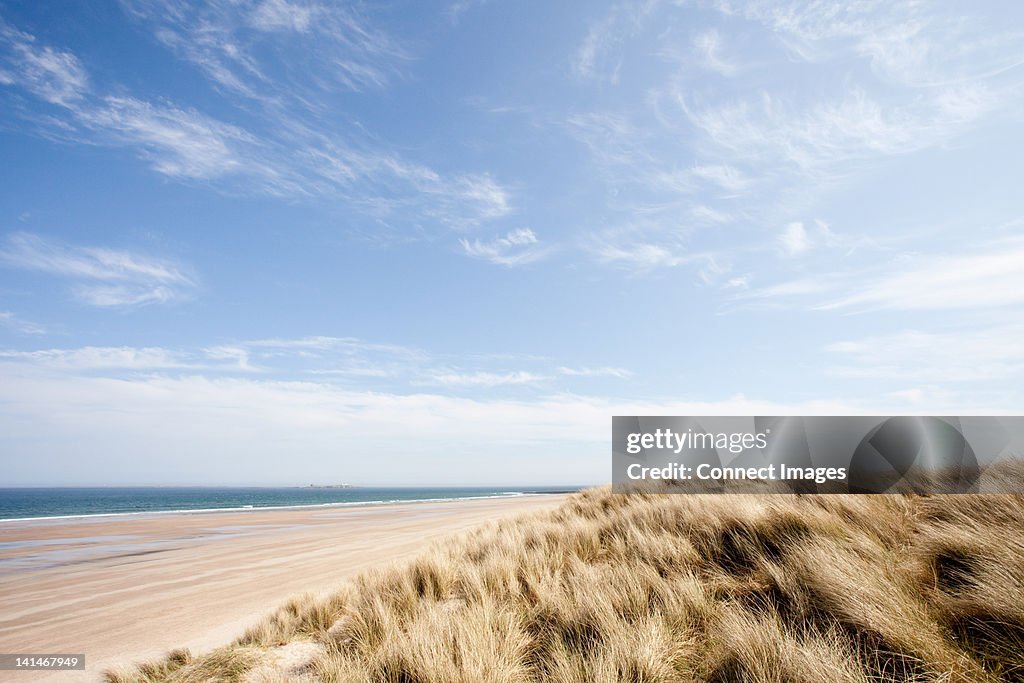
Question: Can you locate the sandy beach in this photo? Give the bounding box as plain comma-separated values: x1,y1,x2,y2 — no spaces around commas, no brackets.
0,494,567,682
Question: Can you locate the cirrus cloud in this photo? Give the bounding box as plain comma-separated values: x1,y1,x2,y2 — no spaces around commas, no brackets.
0,232,198,308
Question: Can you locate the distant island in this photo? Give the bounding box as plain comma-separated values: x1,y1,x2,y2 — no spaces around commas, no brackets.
304,484,356,489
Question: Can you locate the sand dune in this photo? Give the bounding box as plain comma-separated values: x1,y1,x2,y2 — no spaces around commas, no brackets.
110,487,1024,683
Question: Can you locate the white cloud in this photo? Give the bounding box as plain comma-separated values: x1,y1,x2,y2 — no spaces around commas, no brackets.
0,346,189,370
273,135,513,228
713,1,1024,88
249,335,421,356
724,276,749,290
0,339,423,377
571,1,662,83
120,0,406,95
565,111,651,176
0,21,89,105
72,283,178,307
249,0,317,33
693,29,736,76
681,88,989,173
779,221,809,256
733,277,836,308
248,335,407,353
55,336,634,394
567,0,1022,288
573,14,619,82
1,23,285,188
0,232,198,308
446,0,492,24
826,323,1024,383
2,18,508,232
591,236,729,279
2,233,187,282
934,85,995,121
80,96,256,181
740,236,1024,313
242,336,427,378
460,228,547,266
154,27,262,97
450,174,512,222
203,345,254,370
819,239,1024,311
595,242,690,270
557,366,632,379
690,205,731,225
0,311,46,335
426,370,547,387
0,354,875,484
689,164,749,192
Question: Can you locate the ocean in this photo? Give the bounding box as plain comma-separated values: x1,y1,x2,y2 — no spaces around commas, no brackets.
0,486,578,521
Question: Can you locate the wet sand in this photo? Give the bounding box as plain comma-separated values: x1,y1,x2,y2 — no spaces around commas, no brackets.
0,494,568,681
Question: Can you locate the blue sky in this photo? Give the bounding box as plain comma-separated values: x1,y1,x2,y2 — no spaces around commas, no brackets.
1,1,1023,485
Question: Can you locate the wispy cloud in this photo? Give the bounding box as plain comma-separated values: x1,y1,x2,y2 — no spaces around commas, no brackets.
300,141,513,228
557,366,632,379
1,23,282,186
818,239,1024,312
246,335,420,354
712,1,1024,87
460,228,548,266
738,236,1024,313
0,335,638,400
728,276,838,311
563,0,1023,287
81,96,267,182
119,0,407,96
689,164,750,193
0,346,191,370
426,370,547,387
0,232,198,307
572,13,620,82
249,0,317,33
693,29,737,76
779,221,809,256
0,311,46,335
826,322,1024,383
690,205,731,225
241,337,551,389
571,2,661,83
0,20,89,105
202,345,254,371
596,243,686,269
679,87,991,173
446,0,493,25
593,238,721,274
243,335,427,376
565,111,653,179
1,17,511,232
0,356,879,484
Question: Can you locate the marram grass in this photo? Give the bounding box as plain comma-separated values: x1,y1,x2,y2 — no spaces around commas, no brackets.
106,486,1024,683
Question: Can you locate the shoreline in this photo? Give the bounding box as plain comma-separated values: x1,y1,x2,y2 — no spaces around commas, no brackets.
0,490,573,524
0,493,571,681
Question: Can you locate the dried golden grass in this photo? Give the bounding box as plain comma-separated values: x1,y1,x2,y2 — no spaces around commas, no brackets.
107,489,1024,683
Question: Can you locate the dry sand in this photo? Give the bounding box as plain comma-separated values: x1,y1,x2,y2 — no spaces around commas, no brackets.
0,494,567,681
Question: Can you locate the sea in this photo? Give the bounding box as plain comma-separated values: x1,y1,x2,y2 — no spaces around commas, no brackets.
0,486,578,521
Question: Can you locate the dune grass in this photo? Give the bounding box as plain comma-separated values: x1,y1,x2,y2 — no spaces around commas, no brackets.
105,488,1024,682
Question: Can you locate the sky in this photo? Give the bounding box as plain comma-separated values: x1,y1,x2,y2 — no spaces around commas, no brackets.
1,1,1023,486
